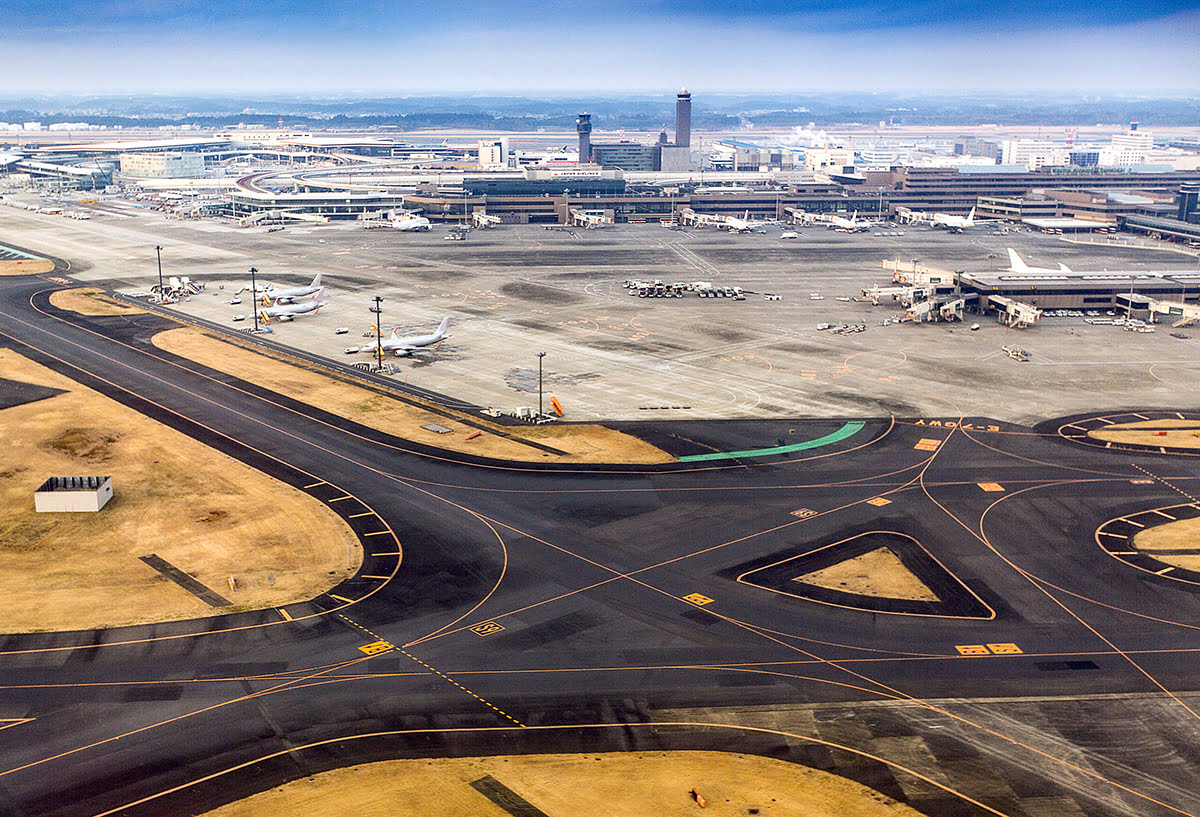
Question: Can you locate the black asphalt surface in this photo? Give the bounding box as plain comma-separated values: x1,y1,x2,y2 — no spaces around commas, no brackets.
1,273,1199,817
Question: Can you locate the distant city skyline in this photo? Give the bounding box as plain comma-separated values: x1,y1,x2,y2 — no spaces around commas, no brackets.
3,1,1198,94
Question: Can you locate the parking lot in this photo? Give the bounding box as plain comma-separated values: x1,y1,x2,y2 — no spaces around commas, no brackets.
4,200,1199,423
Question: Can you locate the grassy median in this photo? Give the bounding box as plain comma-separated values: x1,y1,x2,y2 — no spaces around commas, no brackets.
153,326,673,465
201,751,925,817
0,348,361,632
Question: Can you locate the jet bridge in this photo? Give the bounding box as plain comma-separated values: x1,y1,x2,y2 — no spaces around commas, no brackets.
1148,299,1200,328
989,295,1042,328
472,211,502,228
569,208,613,229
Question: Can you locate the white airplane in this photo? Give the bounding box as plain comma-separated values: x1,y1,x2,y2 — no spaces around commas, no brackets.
828,212,870,232
258,288,326,323
932,207,976,232
368,317,452,357
721,210,755,233
1006,249,1072,274
257,272,323,304
389,210,432,232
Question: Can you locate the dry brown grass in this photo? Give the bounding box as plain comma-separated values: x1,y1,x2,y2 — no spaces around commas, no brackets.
0,259,55,276
48,287,146,316
153,327,673,464
200,751,926,817
1088,420,1200,451
1133,517,1200,571
0,349,361,633
795,547,939,602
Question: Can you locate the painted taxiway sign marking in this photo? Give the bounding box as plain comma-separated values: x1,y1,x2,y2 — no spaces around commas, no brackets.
683,593,714,606
359,640,394,656
986,643,1023,655
791,508,818,518
977,482,1005,492
914,439,942,452
956,644,991,656
470,621,505,636
957,643,1022,656
866,497,892,507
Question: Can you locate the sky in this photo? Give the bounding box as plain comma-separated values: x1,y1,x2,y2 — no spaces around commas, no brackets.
3,1,1199,95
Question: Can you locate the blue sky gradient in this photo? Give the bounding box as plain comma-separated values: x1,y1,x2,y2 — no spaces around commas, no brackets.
4,1,1198,93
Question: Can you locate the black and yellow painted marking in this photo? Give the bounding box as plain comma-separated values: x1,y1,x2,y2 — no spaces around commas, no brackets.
956,643,1022,656
469,621,505,636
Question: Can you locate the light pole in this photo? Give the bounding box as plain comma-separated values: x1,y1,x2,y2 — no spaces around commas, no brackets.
370,296,384,371
154,245,163,299
250,267,260,333
537,351,546,419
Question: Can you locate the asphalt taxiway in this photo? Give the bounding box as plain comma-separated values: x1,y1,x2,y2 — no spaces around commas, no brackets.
1,270,1200,817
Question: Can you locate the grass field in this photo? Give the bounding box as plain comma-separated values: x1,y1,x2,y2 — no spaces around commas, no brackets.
200,751,925,817
796,547,940,601
48,287,146,316
0,259,55,276
1088,419,1200,451
153,327,673,464
1133,517,1200,572
0,348,361,632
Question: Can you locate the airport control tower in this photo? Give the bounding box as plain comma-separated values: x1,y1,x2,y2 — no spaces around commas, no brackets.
576,113,592,163
675,88,691,149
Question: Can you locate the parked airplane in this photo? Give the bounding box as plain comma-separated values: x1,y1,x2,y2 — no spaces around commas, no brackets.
932,207,976,232
258,288,326,323
828,212,870,232
260,272,323,304
389,210,432,232
369,317,452,357
1007,249,1072,274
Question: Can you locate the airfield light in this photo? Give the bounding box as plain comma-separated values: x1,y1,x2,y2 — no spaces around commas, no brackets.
250,267,259,332
537,351,547,419
371,296,384,370
154,245,163,300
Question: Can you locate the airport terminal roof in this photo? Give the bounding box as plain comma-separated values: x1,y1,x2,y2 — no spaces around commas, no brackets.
36,138,232,154
962,269,1200,289
957,164,1033,173
1022,217,1111,231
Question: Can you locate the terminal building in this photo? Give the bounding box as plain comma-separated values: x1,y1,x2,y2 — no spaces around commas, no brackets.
119,152,205,178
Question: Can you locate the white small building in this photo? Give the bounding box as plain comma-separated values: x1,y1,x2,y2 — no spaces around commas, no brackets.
34,476,113,513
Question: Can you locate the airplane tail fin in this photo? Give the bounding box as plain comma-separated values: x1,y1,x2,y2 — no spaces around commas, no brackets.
436,317,451,336
258,311,269,325
1058,263,1073,273
311,271,322,289
1007,248,1029,272
966,207,976,226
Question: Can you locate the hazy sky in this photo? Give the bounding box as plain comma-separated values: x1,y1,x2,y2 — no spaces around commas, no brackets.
4,1,1199,94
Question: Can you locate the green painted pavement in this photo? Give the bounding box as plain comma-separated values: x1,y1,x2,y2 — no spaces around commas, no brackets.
677,421,866,462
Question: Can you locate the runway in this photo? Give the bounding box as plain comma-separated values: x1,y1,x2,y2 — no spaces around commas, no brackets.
1,272,1199,817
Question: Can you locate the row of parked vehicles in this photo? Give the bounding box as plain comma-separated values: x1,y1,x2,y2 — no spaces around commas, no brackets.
623,279,747,300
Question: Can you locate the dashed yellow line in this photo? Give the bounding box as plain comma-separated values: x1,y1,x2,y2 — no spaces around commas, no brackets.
363,530,390,536
371,551,402,556
277,608,293,621
329,594,355,604
398,648,525,727
328,495,354,503
348,511,375,519
302,481,326,489
361,575,390,581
